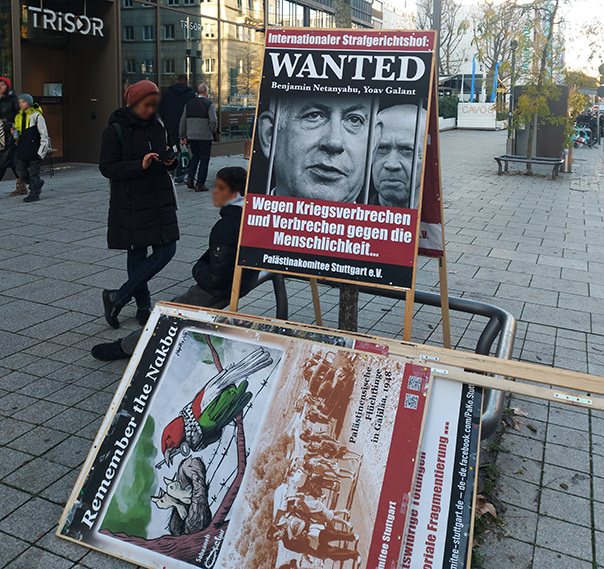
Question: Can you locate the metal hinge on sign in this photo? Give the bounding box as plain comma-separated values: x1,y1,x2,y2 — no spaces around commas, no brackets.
419,355,440,364
430,368,449,375
554,393,592,406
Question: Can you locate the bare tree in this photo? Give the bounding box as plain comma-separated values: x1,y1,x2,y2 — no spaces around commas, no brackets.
512,0,563,173
417,0,470,75
472,0,527,84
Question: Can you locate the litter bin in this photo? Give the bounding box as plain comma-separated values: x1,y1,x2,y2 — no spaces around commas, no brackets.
561,147,572,173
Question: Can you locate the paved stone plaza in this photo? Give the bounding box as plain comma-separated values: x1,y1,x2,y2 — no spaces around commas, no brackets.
0,129,602,568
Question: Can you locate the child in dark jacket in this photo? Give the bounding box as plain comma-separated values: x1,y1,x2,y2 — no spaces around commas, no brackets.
14,94,50,202
91,166,258,361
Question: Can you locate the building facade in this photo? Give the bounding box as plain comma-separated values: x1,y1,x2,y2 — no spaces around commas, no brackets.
1,0,373,162
372,0,414,30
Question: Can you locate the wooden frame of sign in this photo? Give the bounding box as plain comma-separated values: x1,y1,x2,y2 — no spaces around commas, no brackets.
192,305,604,411
228,28,451,346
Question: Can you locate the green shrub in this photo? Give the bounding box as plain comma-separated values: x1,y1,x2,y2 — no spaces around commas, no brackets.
439,95,459,119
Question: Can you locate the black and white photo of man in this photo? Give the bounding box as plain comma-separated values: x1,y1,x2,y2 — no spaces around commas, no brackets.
370,105,427,209
257,94,372,203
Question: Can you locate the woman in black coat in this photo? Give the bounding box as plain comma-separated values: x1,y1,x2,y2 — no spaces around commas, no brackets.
0,77,21,191
99,80,179,329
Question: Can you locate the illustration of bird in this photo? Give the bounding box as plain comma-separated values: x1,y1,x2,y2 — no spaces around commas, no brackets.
157,348,273,469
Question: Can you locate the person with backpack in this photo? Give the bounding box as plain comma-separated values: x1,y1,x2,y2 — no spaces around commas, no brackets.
13,94,50,203
179,84,217,192
99,79,179,329
0,77,26,195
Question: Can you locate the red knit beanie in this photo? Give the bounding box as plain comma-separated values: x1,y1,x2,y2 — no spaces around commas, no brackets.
0,77,11,90
124,80,159,106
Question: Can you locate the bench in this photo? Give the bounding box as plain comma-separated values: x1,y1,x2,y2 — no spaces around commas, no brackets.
494,154,564,180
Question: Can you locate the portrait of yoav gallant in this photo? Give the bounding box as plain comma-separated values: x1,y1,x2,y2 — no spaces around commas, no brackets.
369,104,428,210
255,93,373,203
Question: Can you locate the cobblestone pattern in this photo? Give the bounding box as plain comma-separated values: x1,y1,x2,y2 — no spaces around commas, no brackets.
0,132,601,567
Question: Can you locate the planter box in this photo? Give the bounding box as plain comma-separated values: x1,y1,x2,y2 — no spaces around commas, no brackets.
457,102,497,130
439,117,456,131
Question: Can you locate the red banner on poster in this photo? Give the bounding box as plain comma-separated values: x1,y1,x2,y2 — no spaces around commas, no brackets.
239,196,418,286
266,29,435,52
418,81,444,258
366,364,431,569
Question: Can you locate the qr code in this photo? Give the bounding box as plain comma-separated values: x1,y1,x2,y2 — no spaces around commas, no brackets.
404,394,419,410
407,376,423,391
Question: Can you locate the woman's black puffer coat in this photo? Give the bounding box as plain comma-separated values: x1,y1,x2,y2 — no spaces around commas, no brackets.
99,107,179,250
0,91,19,124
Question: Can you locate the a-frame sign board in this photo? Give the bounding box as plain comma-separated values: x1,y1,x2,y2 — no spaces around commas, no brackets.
417,67,452,348
230,28,451,347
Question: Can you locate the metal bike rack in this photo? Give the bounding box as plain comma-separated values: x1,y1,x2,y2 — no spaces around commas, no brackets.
252,272,516,439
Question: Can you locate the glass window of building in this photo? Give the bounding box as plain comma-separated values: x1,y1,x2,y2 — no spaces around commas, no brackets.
1,0,12,78
163,24,175,39
168,0,179,5
203,58,216,73
124,0,134,7
183,0,195,5
143,25,154,40
158,8,219,94
124,26,135,40
219,22,263,141
162,59,176,74
205,23,216,38
122,2,158,89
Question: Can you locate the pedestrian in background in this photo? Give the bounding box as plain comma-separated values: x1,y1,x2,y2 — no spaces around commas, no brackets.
179,83,217,192
0,77,25,195
99,80,179,329
158,74,195,183
14,94,50,203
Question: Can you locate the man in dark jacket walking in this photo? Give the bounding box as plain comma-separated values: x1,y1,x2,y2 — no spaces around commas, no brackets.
90,166,258,361
158,75,195,183
179,84,217,192
158,75,195,142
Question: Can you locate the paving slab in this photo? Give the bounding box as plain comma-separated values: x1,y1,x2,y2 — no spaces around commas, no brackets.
0,133,603,567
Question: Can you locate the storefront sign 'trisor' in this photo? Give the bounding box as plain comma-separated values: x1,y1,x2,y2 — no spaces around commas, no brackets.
28,6,104,37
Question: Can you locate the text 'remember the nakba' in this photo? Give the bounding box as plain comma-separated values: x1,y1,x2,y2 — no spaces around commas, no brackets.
257,93,371,203
370,105,426,209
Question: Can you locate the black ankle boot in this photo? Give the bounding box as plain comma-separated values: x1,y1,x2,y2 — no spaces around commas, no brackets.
91,340,130,361
136,307,152,326
102,289,124,329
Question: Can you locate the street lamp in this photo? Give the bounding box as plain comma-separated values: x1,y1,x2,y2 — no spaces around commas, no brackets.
507,40,519,154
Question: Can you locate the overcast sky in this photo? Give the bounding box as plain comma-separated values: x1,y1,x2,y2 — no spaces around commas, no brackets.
560,0,600,74
403,0,602,76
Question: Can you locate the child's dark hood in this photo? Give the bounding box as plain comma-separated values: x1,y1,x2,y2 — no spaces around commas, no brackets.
220,204,244,220
220,195,245,219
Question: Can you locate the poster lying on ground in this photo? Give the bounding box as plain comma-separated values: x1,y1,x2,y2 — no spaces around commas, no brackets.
58,306,432,569
207,309,482,569
237,29,436,289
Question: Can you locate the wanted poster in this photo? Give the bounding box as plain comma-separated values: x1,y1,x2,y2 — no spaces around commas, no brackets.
238,29,437,289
